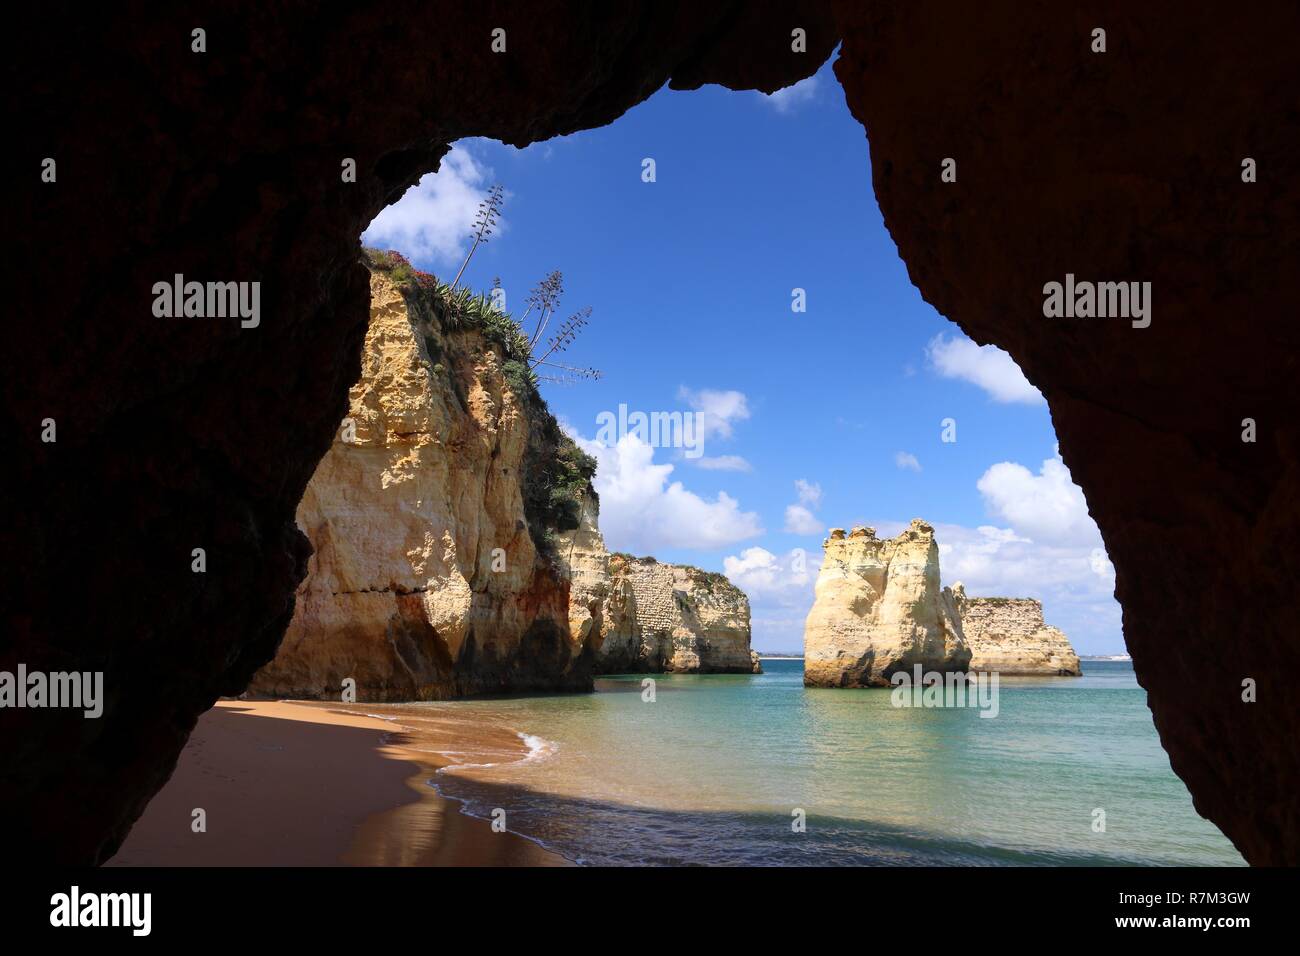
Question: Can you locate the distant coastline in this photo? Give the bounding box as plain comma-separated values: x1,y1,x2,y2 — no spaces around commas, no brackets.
1080,654,1132,661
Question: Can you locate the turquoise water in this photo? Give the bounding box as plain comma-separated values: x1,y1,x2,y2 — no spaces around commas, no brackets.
399,660,1243,866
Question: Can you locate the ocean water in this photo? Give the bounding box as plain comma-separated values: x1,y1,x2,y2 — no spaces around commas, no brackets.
384,660,1244,866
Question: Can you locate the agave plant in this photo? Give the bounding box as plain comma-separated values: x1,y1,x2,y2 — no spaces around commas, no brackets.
530,306,600,380
450,183,504,293
361,178,603,393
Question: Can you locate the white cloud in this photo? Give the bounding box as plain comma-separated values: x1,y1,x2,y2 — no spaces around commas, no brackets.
783,505,823,535
723,545,823,653
361,144,500,267
976,450,1099,546
933,522,1119,653
677,386,750,442
573,432,762,552
760,75,819,114
695,455,752,472
783,479,825,534
793,479,822,508
895,451,922,472
926,333,1044,405
724,546,817,602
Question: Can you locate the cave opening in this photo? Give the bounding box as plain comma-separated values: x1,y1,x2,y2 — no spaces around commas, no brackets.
229,67,1243,868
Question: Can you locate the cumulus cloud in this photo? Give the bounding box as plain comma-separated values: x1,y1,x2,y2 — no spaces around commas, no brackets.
783,505,822,535
677,386,750,443
926,333,1044,404
572,431,762,552
793,479,822,508
976,450,1100,546
723,545,823,652
760,75,819,113
783,479,825,534
361,144,500,267
724,546,818,601
895,451,922,472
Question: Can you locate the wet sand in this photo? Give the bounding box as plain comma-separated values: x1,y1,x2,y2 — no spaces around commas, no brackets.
107,700,567,866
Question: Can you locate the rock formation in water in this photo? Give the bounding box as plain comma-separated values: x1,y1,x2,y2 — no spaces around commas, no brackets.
951,585,1082,676
803,521,969,687
594,555,759,674
249,260,597,700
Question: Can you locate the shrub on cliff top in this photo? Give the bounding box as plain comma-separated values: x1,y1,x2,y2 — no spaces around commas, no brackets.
362,246,595,555
364,247,536,387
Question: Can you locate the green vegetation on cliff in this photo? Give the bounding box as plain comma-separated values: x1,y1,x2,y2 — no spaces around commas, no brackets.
363,247,596,553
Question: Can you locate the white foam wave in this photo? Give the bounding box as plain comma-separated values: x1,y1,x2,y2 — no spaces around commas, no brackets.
518,732,559,764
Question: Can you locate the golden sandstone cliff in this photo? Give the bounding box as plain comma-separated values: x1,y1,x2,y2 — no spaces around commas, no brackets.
250,266,595,699
802,519,1082,687
952,585,1082,676
595,555,761,674
803,521,969,687
553,497,759,673
251,262,755,700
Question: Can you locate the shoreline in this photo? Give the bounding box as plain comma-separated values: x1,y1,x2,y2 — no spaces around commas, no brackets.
108,700,568,867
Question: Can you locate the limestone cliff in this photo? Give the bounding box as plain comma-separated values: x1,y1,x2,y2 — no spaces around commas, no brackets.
803,521,969,687
249,262,596,700
593,555,759,674
553,489,612,652
952,585,1082,676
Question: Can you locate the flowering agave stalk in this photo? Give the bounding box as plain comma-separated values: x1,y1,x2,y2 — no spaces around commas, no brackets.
523,270,565,351
450,183,504,293
530,307,600,380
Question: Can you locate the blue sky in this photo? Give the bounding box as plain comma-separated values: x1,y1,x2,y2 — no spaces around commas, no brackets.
363,60,1124,654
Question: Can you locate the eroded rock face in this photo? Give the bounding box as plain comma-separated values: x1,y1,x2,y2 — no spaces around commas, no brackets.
595,556,757,674
248,270,591,700
554,489,613,655
803,521,969,687
953,585,1082,677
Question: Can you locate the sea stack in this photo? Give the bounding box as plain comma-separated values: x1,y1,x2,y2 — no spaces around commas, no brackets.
803,520,969,687
593,555,759,674
952,584,1082,676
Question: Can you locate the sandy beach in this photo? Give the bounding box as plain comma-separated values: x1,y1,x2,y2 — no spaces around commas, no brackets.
107,700,567,866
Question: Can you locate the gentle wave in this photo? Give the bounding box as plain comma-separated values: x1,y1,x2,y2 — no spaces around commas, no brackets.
353,661,1245,866
518,732,559,763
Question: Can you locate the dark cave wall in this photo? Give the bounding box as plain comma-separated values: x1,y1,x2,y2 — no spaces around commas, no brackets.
831,0,1299,865
2,0,1297,866
2,1,835,864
